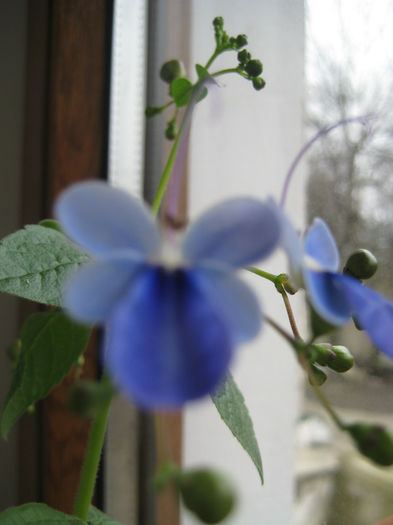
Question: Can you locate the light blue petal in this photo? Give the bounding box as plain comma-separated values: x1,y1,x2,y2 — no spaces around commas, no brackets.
182,198,281,267
55,181,160,257
337,274,393,359
192,265,262,343
105,267,233,408
64,257,143,323
271,201,304,284
304,218,340,272
305,269,351,325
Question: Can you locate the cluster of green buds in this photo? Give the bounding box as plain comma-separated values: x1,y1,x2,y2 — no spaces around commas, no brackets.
305,342,354,386
237,50,265,90
155,461,236,524
145,16,266,141
211,16,265,91
212,16,248,52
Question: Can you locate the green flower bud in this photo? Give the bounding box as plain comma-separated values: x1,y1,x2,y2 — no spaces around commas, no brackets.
178,468,236,524
344,249,378,280
245,59,263,77
165,121,177,140
310,343,336,366
353,315,363,331
145,106,165,118
6,339,22,363
282,277,298,295
26,404,35,415
236,34,248,48
237,49,250,65
76,355,85,368
159,59,185,84
213,16,224,28
252,77,266,91
346,422,393,466
229,37,236,47
68,380,114,419
327,345,354,373
308,364,327,386
155,461,179,492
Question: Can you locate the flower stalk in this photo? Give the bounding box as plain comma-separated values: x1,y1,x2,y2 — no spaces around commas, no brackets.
73,373,113,521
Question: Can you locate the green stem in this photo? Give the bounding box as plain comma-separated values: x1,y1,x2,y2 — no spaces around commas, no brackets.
247,266,278,284
204,49,220,69
156,100,175,113
73,374,113,521
265,315,295,345
279,288,301,340
248,267,301,337
151,97,194,217
298,349,345,430
258,268,345,430
169,106,179,125
278,295,345,430
212,67,249,79
267,317,345,431
308,371,345,430
163,100,174,110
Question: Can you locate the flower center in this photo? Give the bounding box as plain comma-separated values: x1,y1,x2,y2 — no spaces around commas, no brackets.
159,237,184,270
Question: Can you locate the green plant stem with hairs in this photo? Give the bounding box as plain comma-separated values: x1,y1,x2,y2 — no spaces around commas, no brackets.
250,266,346,431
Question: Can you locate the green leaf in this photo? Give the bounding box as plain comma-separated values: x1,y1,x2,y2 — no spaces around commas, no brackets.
212,373,263,484
0,225,91,306
1,310,91,438
0,503,85,524
0,504,124,524
195,63,210,80
39,219,64,233
87,506,123,524
170,77,193,107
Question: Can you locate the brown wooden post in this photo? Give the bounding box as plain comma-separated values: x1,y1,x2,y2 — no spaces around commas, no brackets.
40,0,112,513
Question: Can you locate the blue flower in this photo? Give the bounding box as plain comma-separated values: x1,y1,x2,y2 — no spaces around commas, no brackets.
281,214,393,359
56,181,282,408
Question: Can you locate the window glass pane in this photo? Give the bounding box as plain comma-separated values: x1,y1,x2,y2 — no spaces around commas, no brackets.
296,2,393,524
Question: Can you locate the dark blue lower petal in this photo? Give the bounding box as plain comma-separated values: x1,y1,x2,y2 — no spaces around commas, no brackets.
305,270,351,325
104,266,233,408
336,273,393,359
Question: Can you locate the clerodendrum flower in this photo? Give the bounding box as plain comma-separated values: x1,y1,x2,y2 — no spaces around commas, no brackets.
281,213,393,359
56,181,282,408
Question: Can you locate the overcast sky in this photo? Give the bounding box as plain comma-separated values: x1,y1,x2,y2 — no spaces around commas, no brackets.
306,0,393,88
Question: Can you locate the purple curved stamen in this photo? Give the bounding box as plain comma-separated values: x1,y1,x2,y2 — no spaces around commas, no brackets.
279,115,373,208
166,79,216,226
166,124,191,226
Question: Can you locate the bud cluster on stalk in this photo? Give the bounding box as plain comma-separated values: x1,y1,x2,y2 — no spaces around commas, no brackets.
145,16,266,141
306,342,354,386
